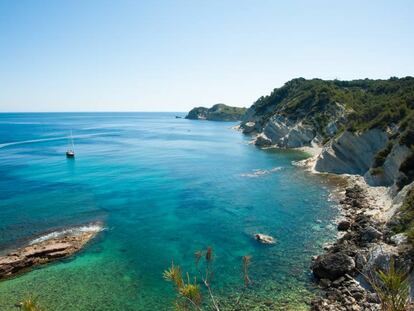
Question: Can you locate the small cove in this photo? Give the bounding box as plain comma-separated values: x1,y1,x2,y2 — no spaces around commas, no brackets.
0,112,339,310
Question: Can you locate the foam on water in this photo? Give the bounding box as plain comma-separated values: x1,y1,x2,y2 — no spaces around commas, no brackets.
239,167,282,177
0,112,338,310
29,223,104,245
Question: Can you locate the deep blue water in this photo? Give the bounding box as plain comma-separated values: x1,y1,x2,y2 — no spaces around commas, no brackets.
0,113,338,310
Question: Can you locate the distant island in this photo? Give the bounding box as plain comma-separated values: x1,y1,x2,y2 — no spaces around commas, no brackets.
185,103,246,121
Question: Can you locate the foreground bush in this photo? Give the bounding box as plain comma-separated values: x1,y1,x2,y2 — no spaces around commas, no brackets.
164,247,251,311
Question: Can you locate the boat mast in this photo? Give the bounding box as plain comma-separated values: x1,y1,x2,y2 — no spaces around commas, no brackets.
70,130,75,151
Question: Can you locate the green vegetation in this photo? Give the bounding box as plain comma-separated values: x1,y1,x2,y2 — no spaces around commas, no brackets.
370,167,384,176
247,77,414,186
186,104,246,121
391,187,414,246
207,104,247,121
366,259,410,311
397,149,414,189
18,296,44,311
399,124,414,147
164,262,203,310
373,142,394,168
248,77,414,138
164,247,252,311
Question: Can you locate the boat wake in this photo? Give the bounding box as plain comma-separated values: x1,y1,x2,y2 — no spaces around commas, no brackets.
29,222,104,245
0,132,117,149
239,167,282,178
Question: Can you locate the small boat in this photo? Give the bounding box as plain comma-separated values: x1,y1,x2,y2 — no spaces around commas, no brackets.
66,131,75,158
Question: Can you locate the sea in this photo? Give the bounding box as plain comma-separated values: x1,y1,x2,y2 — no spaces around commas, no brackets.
0,112,339,310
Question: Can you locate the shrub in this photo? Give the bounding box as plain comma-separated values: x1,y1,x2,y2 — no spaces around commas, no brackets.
373,142,394,168
17,296,44,311
366,259,410,311
398,150,414,189
249,77,414,140
164,247,252,311
370,167,384,176
391,187,414,246
399,126,414,147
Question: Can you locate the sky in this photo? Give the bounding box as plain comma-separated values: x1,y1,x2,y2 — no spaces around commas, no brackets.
0,0,413,112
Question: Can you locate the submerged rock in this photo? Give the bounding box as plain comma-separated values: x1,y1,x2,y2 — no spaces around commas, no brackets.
0,223,102,280
254,233,276,244
311,252,355,281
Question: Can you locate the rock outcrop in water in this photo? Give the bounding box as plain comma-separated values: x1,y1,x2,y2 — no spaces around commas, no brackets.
254,233,276,244
186,104,246,121
0,223,101,280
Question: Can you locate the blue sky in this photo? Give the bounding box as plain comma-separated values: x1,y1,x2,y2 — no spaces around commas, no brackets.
0,0,413,112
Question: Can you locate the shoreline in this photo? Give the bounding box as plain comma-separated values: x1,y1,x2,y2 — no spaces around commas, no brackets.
0,222,103,280
294,148,393,221
295,151,412,310
309,178,391,310
232,128,412,309
0,126,409,309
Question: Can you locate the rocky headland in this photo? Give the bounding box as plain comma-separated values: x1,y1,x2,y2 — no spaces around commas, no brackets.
186,103,246,121
0,223,102,280
238,77,414,309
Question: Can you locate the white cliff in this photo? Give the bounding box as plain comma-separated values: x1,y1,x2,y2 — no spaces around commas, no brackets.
314,129,388,175
364,144,412,187
262,115,318,148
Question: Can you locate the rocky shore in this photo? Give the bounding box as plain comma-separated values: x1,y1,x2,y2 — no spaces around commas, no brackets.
310,178,413,310
0,223,102,280
235,77,414,309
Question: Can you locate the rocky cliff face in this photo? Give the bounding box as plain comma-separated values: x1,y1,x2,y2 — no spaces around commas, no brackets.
365,144,412,187
314,129,388,175
242,77,414,310
242,103,347,148
313,129,413,188
262,115,319,148
186,104,246,121
186,107,209,120
241,103,346,148
240,77,414,189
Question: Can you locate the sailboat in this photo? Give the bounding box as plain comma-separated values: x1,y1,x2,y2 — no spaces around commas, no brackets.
66,131,75,158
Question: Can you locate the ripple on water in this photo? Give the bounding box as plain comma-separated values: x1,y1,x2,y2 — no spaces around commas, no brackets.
0,113,339,310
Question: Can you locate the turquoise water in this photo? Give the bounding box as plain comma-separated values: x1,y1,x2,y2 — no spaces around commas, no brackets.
0,113,338,310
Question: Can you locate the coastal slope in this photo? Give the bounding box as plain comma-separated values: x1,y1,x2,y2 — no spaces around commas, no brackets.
239,77,414,310
186,103,246,121
240,77,414,190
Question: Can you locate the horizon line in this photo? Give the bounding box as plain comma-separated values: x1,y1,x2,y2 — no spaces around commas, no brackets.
0,111,189,114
